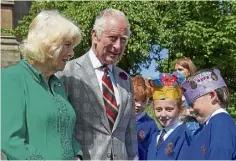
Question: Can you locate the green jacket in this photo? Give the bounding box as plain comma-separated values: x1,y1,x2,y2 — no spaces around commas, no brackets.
1,60,83,160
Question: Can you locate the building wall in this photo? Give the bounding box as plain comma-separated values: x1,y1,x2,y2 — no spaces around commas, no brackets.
1,0,31,68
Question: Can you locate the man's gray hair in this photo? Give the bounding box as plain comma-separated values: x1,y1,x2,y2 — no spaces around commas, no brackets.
93,8,131,38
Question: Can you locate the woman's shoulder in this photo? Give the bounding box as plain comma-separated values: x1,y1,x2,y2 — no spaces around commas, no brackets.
1,62,27,93
2,62,22,72
1,62,25,80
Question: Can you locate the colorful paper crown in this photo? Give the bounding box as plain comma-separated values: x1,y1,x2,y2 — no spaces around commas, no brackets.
181,69,227,106
150,72,185,100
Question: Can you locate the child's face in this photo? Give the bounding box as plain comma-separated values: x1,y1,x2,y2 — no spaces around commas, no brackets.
190,93,215,124
153,99,182,127
134,99,148,116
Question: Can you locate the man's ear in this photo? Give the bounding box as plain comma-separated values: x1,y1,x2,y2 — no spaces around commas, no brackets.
209,91,218,105
91,29,98,43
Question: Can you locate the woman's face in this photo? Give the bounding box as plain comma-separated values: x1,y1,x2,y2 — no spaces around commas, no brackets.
50,40,74,72
153,99,182,127
175,64,190,78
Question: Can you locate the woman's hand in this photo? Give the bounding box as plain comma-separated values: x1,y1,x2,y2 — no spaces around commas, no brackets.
75,156,81,161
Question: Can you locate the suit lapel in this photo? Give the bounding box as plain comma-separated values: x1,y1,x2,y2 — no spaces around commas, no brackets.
112,66,130,132
76,54,111,133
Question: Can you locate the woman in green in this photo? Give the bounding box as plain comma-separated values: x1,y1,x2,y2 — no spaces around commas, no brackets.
1,10,83,160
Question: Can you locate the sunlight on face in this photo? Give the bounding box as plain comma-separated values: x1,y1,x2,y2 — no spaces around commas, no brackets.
92,16,129,65
153,99,182,127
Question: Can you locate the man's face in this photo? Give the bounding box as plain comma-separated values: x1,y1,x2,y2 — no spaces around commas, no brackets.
92,16,129,65
153,99,182,128
189,93,215,124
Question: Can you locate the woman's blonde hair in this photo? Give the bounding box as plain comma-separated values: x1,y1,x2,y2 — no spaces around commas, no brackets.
175,57,197,77
20,10,82,63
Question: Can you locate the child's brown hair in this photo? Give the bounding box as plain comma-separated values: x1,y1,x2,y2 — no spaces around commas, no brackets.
176,57,197,77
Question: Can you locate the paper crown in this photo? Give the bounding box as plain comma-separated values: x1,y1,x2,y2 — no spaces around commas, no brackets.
150,72,185,100
181,69,227,106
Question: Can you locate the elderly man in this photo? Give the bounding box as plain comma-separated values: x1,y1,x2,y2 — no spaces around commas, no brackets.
56,8,137,160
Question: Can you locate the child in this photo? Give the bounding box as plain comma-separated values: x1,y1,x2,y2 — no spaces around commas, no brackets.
181,69,236,160
132,76,159,160
175,57,200,135
147,72,192,160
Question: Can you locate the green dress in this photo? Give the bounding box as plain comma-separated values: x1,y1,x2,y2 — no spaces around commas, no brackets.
1,60,83,160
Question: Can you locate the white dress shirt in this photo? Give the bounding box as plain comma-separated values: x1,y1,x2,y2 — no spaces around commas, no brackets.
156,119,182,145
88,49,121,107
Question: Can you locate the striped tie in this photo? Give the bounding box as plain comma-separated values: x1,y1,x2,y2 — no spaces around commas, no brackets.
102,66,118,129
157,129,166,147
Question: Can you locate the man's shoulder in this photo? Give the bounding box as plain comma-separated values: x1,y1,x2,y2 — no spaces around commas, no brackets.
113,65,131,80
65,53,89,70
113,65,127,73
71,53,88,64
56,53,88,78
67,54,86,66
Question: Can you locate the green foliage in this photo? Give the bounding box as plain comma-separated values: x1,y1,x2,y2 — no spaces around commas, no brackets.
12,1,167,74
12,1,236,120
155,1,236,120
228,91,236,120
1,29,14,35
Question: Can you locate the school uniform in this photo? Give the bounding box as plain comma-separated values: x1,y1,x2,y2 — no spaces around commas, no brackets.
136,112,159,160
147,120,192,160
184,108,236,160
183,100,200,135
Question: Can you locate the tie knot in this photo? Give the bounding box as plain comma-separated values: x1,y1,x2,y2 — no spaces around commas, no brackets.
162,129,166,135
102,65,109,73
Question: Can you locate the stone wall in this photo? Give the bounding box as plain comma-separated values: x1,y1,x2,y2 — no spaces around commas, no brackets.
1,0,31,68
1,36,20,68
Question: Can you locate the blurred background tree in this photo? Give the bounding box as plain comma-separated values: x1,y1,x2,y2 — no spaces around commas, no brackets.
11,1,236,120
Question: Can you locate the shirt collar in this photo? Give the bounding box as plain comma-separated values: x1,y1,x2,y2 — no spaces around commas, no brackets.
136,112,146,121
163,119,182,134
19,59,61,87
88,48,113,72
205,108,228,125
20,59,43,83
